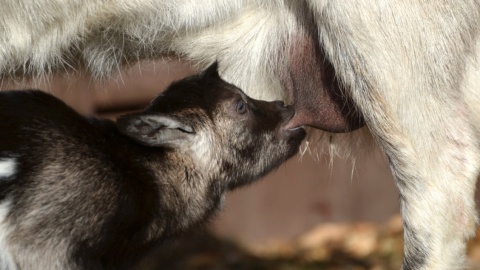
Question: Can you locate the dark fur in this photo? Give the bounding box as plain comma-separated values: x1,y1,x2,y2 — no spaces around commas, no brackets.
0,64,305,269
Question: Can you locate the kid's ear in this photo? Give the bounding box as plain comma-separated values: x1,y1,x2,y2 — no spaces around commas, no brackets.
201,61,220,79
116,114,194,148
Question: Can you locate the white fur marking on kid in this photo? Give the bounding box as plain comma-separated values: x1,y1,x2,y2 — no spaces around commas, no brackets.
0,159,16,179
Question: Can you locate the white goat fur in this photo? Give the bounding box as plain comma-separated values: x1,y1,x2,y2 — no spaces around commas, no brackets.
1,1,480,269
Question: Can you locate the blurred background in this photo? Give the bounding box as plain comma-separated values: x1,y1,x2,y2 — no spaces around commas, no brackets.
2,59,480,269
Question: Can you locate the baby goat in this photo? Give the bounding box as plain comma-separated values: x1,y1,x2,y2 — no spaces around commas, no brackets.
0,63,305,269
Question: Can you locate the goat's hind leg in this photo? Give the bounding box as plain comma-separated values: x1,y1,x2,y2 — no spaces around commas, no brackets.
316,2,480,268
355,95,479,270
345,78,480,269
396,124,479,270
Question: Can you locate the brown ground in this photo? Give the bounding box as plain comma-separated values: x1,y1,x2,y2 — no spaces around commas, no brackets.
136,215,480,270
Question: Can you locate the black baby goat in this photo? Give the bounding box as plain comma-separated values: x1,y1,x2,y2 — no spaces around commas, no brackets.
0,64,305,269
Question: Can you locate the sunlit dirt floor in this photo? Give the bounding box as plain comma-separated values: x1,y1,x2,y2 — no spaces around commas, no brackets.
136,215,480,270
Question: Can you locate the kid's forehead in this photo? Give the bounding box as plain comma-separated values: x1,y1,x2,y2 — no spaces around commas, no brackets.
209,84,245,100
147,79,246,113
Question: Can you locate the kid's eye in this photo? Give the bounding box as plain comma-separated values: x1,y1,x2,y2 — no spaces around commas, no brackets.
236,100,247,114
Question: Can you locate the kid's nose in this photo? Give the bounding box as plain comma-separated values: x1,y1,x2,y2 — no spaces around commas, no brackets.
273,100,287,109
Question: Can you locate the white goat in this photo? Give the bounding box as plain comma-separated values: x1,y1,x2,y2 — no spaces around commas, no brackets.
1,1,479,269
